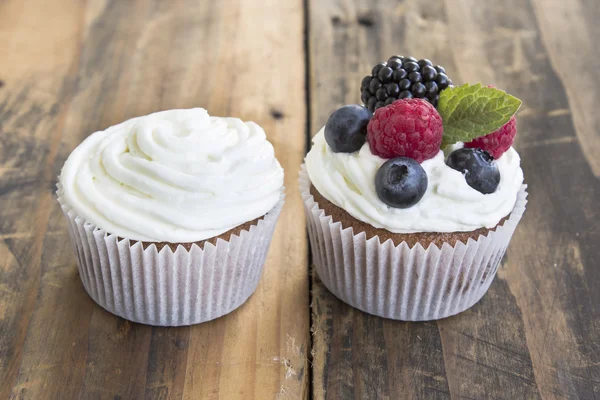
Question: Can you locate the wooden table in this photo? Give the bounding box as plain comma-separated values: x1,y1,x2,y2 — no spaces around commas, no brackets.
1,0,598,399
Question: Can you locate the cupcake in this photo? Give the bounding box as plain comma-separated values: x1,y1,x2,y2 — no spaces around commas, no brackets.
58,108,284,326
301,55,527,321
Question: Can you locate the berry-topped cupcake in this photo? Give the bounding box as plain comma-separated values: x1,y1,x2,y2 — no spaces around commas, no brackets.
58,108,284,326
300,56,527,321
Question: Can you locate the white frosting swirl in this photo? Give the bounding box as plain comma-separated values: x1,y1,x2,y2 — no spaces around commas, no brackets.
306,127,524,233
60,109,284,242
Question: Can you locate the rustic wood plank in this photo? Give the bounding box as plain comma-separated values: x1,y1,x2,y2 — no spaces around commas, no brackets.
308,0,600,399
0,0,309,399
528,0,600,177
0,1,85,398
312,280,451,400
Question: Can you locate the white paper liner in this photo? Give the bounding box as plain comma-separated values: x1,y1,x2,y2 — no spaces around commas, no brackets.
57,185,284,326
300,164,527,321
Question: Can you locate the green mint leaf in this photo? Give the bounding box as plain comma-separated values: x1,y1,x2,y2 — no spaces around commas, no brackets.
438,83,522,146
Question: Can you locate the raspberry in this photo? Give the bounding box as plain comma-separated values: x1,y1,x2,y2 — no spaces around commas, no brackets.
367,98,443,162
464,115,516,159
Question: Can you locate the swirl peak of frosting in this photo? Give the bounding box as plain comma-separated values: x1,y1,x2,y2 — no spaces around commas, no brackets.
60,108,284,242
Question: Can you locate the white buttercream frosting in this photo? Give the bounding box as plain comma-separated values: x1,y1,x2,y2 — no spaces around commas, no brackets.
60,108,284,242
306,127,524,233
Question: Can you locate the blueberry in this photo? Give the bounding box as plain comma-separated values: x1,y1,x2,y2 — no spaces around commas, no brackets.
446,148,500,194
325,105,372,153
393,68,408,82
375,157,428,208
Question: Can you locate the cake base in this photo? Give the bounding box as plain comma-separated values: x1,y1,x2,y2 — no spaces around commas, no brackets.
310,185,507,248
138,216,264,251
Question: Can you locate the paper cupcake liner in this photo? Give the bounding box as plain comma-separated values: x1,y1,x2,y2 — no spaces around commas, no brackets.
299,164,527,321
57,185,284,326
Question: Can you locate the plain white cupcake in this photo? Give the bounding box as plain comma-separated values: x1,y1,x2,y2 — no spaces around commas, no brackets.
58,108,285,326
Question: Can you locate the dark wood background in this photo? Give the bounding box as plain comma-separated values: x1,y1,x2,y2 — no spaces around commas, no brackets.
1,0,599,399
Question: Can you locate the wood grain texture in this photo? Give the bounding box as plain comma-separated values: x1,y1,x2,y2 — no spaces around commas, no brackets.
308,0,600,399
528,0,600,177
0,1,309,399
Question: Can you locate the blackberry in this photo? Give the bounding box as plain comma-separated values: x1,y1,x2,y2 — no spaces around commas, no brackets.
360,55,453,112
